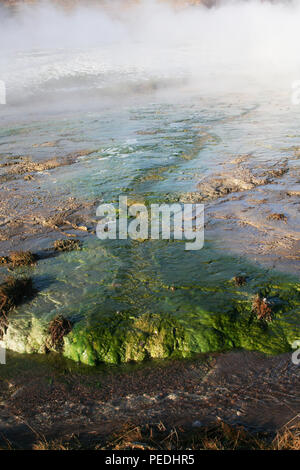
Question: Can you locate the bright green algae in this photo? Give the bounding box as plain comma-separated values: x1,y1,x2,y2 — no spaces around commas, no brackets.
63,278,300,366
1,240,299,366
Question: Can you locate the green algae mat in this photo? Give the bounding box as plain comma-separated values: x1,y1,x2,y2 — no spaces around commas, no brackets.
1,239,299,366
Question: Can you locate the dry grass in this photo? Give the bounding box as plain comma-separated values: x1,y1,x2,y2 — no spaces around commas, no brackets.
0,251,37,268
31,420,300,451
273,423,300,450
48,315,72,351
0,277,35,339
103,420,300,451
103,421,266,451
32,440,71,451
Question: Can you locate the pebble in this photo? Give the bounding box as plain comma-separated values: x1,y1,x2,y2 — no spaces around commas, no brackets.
192,420,202,428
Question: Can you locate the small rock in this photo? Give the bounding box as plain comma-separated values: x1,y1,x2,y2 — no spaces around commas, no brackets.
192,420,203,428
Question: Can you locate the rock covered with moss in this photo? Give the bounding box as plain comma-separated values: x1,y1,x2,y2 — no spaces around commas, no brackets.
62,277,300,366
1,255,299,366
63,313,189,366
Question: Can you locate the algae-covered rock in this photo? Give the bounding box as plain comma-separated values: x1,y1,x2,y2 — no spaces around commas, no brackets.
63,313,190,366
2,275,298,366
185,278,300,356
4,315,48,354
63,277,300,366
1,242,299,366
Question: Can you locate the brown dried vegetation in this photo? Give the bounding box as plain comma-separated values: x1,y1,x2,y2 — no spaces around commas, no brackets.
32,420,299,451
53,239,82,252
101,419,300,451
233,275,247,286
0,277,36,339
267,213,287,222
252,294,273,322
0,251,37,268
9,251,38,267
48,315,72,352
7,156,75,176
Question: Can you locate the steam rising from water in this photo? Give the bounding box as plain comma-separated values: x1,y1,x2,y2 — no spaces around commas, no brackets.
0,0,299,109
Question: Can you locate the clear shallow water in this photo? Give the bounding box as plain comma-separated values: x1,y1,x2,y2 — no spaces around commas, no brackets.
0,46,299,360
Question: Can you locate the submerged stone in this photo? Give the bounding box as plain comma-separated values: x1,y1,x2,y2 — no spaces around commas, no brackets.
1,248,299,366
62,277,300,365
63,313,190,366
3,315,48,355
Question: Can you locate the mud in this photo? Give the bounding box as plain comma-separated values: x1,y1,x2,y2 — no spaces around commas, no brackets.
0,350,298,449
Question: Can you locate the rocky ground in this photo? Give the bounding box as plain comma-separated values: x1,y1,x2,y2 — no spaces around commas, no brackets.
0,150,100,256
0,350,299,449
181,149,300,275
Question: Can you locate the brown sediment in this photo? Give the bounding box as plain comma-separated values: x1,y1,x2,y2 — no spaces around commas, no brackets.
180,155,288,203
0,277,36,339
0,350,299,449
32,141,58,148
0,149,96,185
3,155,76,178
287,190,300,197
0,176,97,250
69,149,96,158
43,207,90,232
229,154,252,165
192,163,288,202
180,153,299,275
23,174,34,181
53,239,82,252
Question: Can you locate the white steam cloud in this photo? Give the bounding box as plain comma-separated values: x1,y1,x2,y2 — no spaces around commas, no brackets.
0,0,299,108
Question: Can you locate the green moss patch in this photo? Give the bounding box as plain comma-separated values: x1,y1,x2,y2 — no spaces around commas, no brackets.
1,242,299,366
62,277,300,365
